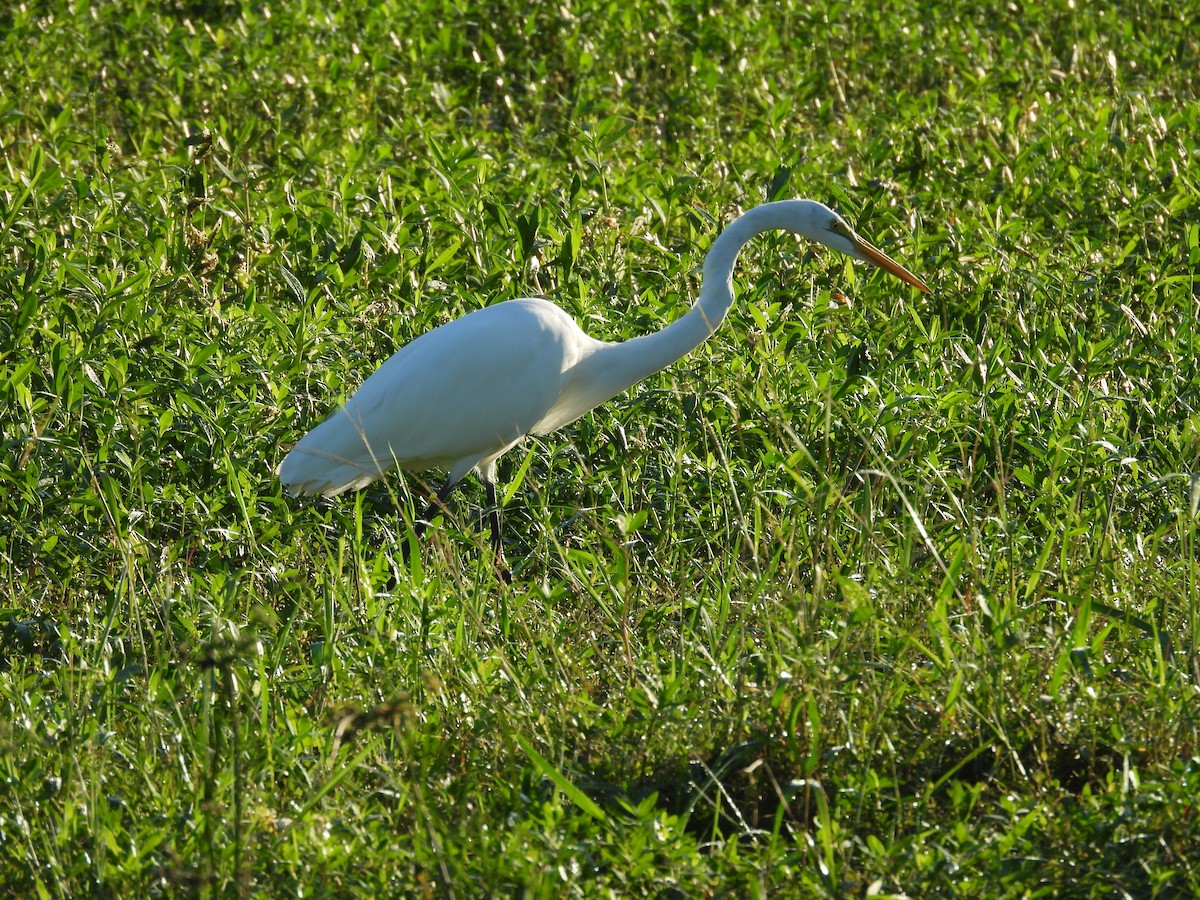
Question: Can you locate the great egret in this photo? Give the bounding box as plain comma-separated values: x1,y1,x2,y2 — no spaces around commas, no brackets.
278,199,930,571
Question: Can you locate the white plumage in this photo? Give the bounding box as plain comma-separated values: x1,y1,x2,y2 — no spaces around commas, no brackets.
278,200,930,566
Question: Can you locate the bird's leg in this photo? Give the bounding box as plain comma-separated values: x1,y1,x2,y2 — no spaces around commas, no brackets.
485,481,512,583
386,482,457,590
399,480,458,564
395,480,510,583
416,480,458,536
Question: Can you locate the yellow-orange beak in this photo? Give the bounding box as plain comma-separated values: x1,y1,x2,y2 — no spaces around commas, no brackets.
851,234,932,294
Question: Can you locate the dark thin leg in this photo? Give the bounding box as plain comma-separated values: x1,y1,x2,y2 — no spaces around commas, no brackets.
414,480,459,539
387,482,456,590
399,480,458,564
485,481,512,583
393,479,510,583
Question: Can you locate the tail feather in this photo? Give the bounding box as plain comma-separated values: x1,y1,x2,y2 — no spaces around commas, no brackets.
277,444,388,497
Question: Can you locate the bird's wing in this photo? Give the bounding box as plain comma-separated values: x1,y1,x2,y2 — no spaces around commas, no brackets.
279,299,581,494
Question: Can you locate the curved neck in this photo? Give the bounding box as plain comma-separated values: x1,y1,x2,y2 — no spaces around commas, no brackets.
581,202,815,401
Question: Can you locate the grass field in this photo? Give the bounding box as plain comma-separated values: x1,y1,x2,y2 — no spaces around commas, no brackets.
2,0,1199,895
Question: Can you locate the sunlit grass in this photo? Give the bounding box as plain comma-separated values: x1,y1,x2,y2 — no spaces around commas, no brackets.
2,0,1199,894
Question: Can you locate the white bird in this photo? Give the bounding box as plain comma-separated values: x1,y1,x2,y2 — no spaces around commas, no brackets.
278,199,930,573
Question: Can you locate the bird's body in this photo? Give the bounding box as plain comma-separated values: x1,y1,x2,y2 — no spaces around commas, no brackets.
279,297,587,495
279,199,931,567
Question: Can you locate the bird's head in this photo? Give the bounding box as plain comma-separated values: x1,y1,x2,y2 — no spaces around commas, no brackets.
808,202,931,294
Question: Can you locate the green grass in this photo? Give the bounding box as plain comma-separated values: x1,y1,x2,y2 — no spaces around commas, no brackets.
2,0,1199,894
